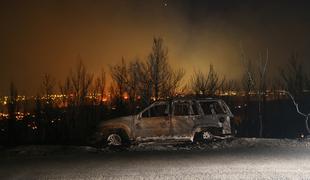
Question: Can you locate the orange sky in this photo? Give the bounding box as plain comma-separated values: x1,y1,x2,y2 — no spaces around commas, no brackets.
1,0,310,95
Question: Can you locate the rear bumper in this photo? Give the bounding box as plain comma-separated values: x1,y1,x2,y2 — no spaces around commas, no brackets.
207,127,233,139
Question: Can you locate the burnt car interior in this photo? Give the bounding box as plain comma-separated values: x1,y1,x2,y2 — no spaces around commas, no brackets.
199,101,225,115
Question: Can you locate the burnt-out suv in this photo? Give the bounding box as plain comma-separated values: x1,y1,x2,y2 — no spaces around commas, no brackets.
97,98,234,146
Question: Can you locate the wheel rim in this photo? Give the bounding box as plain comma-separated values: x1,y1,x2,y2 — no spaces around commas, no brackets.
107,133,122,146
202,131,212,140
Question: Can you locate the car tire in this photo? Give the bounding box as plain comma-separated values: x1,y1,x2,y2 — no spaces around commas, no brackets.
194,131,214,143
105,129,130,148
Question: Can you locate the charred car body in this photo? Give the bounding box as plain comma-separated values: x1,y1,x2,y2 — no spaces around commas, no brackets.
97,98,234,146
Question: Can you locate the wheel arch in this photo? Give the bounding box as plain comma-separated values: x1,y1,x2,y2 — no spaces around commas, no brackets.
100,124,132,141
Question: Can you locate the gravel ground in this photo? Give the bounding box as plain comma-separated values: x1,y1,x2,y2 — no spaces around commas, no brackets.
1,138,310,180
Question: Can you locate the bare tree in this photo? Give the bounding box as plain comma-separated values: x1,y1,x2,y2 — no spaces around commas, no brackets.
257,49,269,137
108,83,117,108
278,53,310,135
126,60,142,111
161,68,185,98
110,58,129,115
241,45,270,137
135,60,153,106
110,58,127,100
93,68,106,105
42,73,56,104
206,64,225,96
190,64,224,97
280,52,307,100
71,58,93,106
148,37,170,100
278,90,310,134
109,37,184,109
240,45,256,137
65,57,94,142
190,70,208,96
241,52,256,96
59,76,73,106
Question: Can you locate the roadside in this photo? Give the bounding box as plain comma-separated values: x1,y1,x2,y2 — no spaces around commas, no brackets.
1,138,310,179
2,138,310,157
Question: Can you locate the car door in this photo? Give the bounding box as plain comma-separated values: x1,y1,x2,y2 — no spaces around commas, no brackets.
134,102,171,139
171,100,195,137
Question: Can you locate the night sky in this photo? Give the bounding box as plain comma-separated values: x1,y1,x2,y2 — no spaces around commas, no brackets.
1,0,310,96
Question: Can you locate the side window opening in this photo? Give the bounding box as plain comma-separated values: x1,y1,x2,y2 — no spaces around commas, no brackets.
213,102,224,114
173,102,190,116
199,102,213,115
142,103,169,118
191,102,199,115
199,101,224,115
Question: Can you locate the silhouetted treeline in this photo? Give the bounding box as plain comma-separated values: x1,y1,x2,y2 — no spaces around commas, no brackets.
2,38,310,146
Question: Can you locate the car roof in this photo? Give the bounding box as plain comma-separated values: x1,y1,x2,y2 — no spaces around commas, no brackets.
173,96,218,100
153,97,220,103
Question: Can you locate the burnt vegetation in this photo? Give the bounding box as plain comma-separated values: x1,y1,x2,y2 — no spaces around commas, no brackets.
1,37,310,146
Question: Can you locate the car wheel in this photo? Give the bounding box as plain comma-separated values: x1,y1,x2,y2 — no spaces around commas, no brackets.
105,130,130,148
194,131,213,143
202,131,213,140
107,133,122,146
